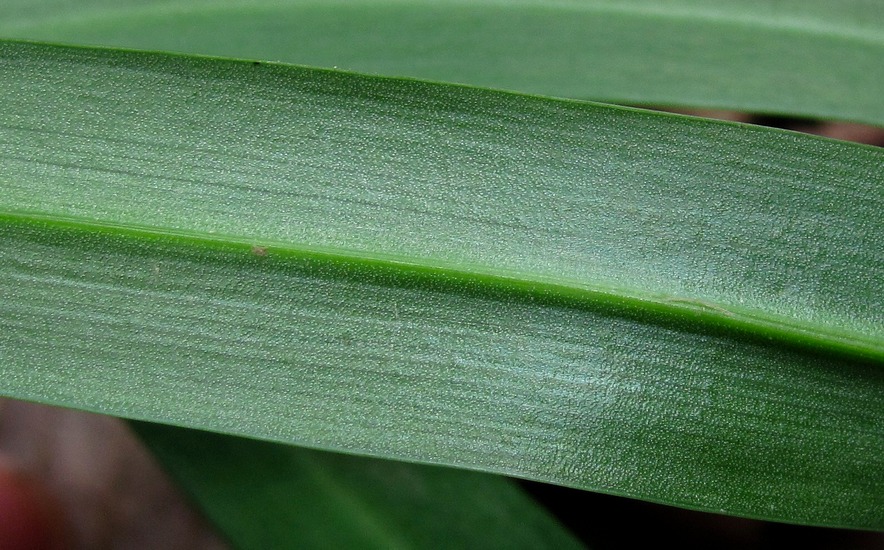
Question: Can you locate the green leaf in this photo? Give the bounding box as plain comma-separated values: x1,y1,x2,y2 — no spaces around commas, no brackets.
0,41,881,529
1,0,882,125
131,421,584,549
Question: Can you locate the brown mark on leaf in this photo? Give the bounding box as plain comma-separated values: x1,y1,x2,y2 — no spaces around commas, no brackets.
662,297,734,317
251,245,267,257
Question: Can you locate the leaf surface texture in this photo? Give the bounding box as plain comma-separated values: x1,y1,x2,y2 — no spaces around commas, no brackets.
0,41,882,529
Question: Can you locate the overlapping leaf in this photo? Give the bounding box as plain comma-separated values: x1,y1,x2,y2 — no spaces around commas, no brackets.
1,0,882,124
132,422,583,549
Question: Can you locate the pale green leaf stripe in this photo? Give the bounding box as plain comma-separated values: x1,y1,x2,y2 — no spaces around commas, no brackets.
131,422,584,550
0,1,882,125
0,42,882,528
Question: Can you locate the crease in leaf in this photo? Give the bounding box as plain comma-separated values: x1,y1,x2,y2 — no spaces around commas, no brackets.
1,210,880,364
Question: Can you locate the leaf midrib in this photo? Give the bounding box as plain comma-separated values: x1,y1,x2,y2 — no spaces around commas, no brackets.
5,209,880,365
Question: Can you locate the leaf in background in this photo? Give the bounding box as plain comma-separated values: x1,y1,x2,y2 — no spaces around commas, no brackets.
1,0,882,125
131,421,584,549
0,41,882,529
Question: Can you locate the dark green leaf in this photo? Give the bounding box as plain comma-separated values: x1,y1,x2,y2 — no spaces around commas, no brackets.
132,421,584,549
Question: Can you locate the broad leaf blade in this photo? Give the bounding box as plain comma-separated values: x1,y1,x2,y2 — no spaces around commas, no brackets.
1,1,882,125
1,41,880,356
0,42,882,529
131,421,584,549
